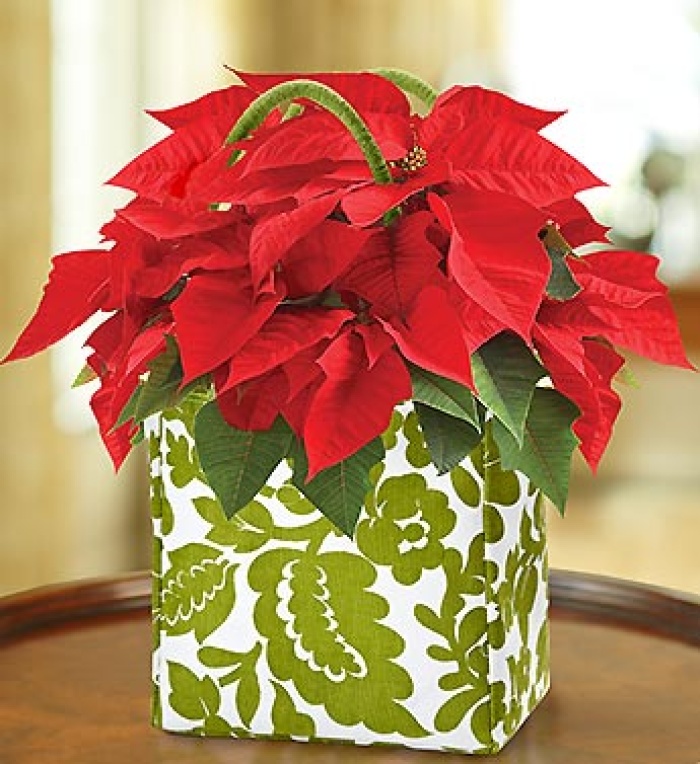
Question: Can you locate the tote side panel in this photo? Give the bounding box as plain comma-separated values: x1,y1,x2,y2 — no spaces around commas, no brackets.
148,402,548,754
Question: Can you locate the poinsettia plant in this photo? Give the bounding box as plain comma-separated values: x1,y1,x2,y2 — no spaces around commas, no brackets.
4,68,692,535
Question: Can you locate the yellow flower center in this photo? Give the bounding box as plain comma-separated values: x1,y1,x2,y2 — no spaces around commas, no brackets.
392,145,428,173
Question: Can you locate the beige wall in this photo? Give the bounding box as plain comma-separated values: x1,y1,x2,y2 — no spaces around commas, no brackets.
0,2,145,595
227,0,501,83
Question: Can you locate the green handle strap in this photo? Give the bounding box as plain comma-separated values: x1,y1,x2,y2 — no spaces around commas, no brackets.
225,79,393,185
371,68,438,108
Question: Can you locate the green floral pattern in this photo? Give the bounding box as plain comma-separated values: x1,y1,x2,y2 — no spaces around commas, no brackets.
149,403,549,754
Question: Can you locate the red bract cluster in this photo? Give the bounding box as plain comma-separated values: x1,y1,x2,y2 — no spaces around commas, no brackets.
4,70,692,498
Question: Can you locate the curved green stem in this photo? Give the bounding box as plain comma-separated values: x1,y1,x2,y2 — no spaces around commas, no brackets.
225,79,392,185
371,68,438,109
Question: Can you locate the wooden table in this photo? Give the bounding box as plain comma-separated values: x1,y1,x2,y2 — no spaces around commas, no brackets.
0,570,698,764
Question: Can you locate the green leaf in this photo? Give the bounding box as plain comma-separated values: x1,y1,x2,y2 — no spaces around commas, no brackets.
414,403,482,474
71,363,97,388
471,332,546,445
115,337,183,428
291,438,384,537
132,341,183,423
491,387,579,513
540,224,581,301
410,365,479,426
194,403,293,519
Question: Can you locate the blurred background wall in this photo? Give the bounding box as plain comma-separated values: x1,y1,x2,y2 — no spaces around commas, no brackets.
1,0,698,596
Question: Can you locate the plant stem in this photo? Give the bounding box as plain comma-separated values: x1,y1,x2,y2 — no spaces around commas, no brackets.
225,79,392,185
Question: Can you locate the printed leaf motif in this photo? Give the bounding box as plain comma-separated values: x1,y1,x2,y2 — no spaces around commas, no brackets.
192,496,225,525
248,547,427,738
403,410,432,468
413,539,492,737
204,498,275,552
414,402,482,474
167,661,220,721
236,673,262,729
153,479,175,536
165,429,203,488
492,387,579,512
449,465,482,508
471,332,546,445
158,543,236,642
199,643,263,728
194,402,293,519
271,682,316,739
435,687,486,734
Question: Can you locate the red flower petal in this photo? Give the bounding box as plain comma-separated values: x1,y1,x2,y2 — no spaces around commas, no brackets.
249,191,344,287
381,285,474,389
341,162,451,226
217,308,352,392
172,270,284,384
90,383,138,470
217,369,289,431
123,322,172,378
337,210,444,320
117,197,244,240
431,190,550,339
544,198,610,247
303,329,411,478
282,218,375,297
445,119,604,207
147,84,255,129
420,85,565,151
535,323,623,470
3,250,110,362
570,251,694,368
108,115,234,202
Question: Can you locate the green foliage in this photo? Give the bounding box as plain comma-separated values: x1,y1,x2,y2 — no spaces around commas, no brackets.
414,402,483,474
471,332,546,445
290,437,384,537
116,337,183,428
410,365,480,426
194,402,293,520
540,224,581,300
492,387,579,512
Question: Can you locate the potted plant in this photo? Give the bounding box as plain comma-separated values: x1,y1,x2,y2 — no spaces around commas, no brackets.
3,69,691,753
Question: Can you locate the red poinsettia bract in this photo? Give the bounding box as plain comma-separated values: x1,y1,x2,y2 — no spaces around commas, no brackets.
3,69,692,524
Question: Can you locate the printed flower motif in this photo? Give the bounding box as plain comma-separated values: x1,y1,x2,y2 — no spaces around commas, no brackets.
2,68,692,533
356,472,456,585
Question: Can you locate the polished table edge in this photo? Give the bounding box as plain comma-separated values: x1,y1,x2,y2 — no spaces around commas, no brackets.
0,569,698,646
